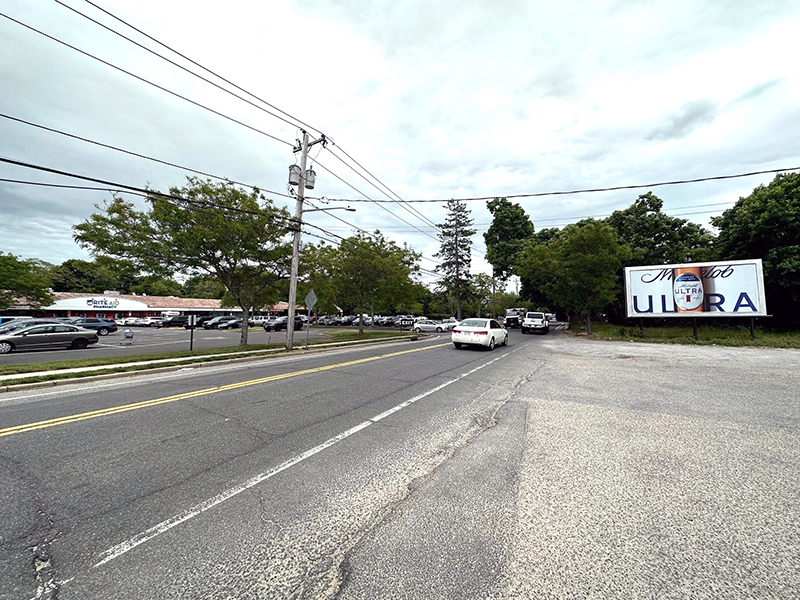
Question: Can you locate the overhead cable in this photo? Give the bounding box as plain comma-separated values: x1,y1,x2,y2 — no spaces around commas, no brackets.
0,12,293,148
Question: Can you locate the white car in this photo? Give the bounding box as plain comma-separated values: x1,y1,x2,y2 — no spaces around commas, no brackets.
413,319,455,333
451,318,508,350
521,312,549,334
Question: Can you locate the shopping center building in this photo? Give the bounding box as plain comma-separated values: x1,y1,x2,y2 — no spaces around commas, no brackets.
1,292,303,321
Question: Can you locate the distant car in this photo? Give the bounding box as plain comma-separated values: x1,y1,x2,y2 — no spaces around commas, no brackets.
263,316,303,332
184,315,214,329
218,318,243,330
451,318,508,350
160,315,189,328
68,317,118,336
392,315,414,328
249,315,273,327
203,316,238,329
317,315,334,326
138,317,163,328
0,323,99,354
120,317,139,326
412,319,451,333
521,312,549,334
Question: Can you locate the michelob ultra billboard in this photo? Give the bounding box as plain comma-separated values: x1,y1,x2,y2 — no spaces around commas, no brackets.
624,259,767,318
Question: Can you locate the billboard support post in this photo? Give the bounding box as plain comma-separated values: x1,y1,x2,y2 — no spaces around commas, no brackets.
692,318,698,341
750,317,756,340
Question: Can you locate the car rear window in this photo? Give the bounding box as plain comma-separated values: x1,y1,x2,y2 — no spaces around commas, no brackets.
460,319,488,327
526,313,544,319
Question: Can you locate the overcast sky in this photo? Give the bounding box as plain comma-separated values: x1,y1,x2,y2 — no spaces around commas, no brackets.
2,0,799,286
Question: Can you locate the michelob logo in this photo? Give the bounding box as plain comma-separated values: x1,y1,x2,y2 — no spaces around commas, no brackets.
673,272,703,311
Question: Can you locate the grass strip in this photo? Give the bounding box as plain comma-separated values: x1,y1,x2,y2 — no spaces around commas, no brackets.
587,323,800,348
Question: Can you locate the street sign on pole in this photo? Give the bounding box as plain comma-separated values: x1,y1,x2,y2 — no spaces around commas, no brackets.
305,288,317,311
304,288,317,349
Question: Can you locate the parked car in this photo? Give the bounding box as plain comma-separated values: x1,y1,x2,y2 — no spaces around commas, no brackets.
451,318,508,350
184,315,214,329
0,319,64,335
68,317,118,336
249,315,274,327
160,315,189,328
392,315,414,328
412,319,454,333
218,318,243,330
138,317,163,328
119,317,139,326
0,323,99,354
316,315,334,326
521,312,549,334
263,316,304,332
203,316,238,329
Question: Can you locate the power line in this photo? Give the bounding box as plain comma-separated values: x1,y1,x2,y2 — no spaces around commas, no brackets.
0,112,293,199
54,0,313,136
43,3,459,259
311,166,800,203
0,12,293,148
79,0,324,137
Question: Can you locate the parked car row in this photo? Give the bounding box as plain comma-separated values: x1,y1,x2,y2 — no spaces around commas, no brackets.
0,321,100,354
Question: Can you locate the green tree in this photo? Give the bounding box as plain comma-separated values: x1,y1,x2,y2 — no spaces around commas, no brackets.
182,274,226,299
434,199,476,320
130,275,184,297
74,178,292,344
299,241,340,317
331,232,420,334
517,220,631,333
483,197,535,281
711,172,800,323
0,253,54,309
50,257,139,293
606,192,714,265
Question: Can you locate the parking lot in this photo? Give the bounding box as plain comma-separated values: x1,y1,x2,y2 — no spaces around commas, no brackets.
0,324,339,365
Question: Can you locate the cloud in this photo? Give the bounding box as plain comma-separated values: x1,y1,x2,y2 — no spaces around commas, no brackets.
646,99,721,141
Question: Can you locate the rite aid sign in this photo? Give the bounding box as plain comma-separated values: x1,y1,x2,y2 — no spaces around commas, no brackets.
49,296,151,312
624,259,767,318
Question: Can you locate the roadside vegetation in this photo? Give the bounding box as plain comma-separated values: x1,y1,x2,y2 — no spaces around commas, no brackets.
585,323,800,348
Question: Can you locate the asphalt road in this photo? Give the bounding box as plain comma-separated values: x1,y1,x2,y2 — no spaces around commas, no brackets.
0,330,797,599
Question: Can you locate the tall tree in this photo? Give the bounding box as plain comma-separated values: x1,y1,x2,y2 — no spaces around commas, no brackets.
299,241,340,317
483,197,535,281
712,172,800,323
331,232,420,334
434,199,476,320
0,253,54,309
606,192,714,265
182,274,226,299
517,220,630,333
74,178,292,345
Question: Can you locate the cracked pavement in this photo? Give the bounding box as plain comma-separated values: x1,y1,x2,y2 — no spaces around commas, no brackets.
0,332,798,598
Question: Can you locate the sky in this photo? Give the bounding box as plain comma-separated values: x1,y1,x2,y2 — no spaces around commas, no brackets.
2,0,799,287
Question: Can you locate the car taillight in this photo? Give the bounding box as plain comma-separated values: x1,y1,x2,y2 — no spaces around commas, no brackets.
452,329,461,333
476,331,488,335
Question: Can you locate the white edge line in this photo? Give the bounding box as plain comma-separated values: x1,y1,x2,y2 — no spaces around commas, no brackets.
94,348,514,568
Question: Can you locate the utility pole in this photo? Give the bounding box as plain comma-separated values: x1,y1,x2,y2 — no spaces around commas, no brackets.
286,132,309,351
455,221,461,320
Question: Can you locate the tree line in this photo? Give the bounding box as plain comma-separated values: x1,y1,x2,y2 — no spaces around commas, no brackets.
2,172,797,342
483,172,800,330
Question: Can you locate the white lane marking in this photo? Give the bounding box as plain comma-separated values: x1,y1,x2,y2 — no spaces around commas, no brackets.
94,350,513,568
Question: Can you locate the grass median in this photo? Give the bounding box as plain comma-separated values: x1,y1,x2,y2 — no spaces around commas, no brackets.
586,323,800,348
0,329,417,385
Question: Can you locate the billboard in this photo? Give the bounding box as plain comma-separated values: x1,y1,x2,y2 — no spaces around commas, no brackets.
624,259,767,318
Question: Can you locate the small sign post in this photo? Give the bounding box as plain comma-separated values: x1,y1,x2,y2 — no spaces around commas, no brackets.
304,289,317,349
188,315,196,351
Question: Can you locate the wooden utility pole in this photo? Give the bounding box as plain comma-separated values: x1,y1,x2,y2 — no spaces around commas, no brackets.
286,132,309,351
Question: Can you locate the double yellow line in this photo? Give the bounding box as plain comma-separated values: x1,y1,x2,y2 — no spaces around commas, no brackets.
0,342,451,439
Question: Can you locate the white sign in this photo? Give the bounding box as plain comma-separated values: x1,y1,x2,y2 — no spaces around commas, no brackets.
304,288,317,311
625,259,767,318
49,296,150,312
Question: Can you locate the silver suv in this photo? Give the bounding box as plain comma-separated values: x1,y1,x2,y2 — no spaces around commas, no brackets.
521,312,549,334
